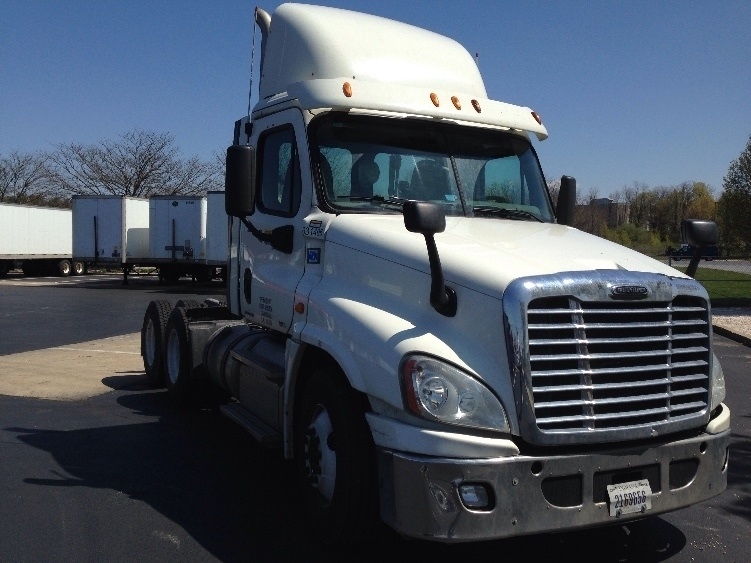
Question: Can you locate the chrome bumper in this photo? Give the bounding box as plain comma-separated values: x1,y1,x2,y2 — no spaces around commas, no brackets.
377,407,730,542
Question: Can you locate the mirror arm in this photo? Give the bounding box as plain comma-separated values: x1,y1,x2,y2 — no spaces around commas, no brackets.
239,218,293,254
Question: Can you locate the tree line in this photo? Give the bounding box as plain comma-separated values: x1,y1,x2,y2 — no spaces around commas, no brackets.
0,129,224,208
3,129,750,256
547,134,751,256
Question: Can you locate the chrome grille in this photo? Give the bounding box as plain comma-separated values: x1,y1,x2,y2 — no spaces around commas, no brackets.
527,296,710,433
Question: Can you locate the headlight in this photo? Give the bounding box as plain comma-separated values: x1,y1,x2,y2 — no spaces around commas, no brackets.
401,355,509,432
711,352,726,410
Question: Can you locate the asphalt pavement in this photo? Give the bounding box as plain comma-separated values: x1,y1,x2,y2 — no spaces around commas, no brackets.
0,273,749,562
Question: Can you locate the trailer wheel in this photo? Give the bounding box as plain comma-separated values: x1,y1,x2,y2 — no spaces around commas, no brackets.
164,306,196,406
141,300,173,387
159,266,181,284
72,261,86,276
195,267,212,283
294,367,379,545
57,259,72,277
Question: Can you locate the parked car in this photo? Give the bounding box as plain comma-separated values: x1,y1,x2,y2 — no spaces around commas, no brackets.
668,243,720,261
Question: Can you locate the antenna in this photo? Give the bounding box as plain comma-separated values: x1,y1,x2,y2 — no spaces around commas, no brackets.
247,7,259,117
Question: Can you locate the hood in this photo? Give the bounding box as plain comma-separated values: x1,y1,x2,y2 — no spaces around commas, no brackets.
325,214,686,298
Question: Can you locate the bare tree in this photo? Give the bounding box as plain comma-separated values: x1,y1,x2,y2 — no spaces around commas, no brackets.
0,150,52,203
50,130,223,197
546,178,561,208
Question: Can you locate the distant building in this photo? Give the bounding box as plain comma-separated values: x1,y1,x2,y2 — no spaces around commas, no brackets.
574,198,630,234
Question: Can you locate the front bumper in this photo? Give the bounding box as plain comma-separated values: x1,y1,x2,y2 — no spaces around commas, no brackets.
376,404,730,542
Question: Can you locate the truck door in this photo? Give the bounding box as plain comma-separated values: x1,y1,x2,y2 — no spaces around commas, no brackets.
238,109,308,333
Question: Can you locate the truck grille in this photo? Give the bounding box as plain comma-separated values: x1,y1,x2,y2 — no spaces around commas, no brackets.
503,272,713,445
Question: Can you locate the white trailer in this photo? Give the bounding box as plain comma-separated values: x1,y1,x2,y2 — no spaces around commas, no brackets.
0,202,80,277
71,196,150,274
205,191,228,279
148,195,215,283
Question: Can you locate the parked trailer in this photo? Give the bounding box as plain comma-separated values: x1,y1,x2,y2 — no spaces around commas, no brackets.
205,191,228,281
72,195,150,277
148,195,216,283
0,202,82,277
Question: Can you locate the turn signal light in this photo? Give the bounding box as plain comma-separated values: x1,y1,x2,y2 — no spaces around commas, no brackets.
343,82,353,97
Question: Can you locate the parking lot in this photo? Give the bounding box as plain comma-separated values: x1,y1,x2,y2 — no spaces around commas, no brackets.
1,273,749,561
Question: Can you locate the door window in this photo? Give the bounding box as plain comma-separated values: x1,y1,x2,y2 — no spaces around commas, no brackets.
257,127,301,217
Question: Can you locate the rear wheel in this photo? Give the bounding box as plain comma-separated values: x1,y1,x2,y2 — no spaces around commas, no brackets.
57,259,72,277
72,261,86,275
164,306,196,406
141,300,173,387
160,266,181,284
195,267,212,283
294,367,379,545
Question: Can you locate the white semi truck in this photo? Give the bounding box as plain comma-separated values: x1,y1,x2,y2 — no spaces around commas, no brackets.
0,202,84,277
140,4,729,545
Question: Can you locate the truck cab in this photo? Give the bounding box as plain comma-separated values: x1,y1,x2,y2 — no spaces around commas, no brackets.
143,3,730,545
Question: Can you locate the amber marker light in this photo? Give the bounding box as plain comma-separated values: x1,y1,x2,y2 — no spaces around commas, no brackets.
294,302,305,314
430,92,440,107
343,82,353,97
451,96,461,110
471,99,481,113
531,111,542,125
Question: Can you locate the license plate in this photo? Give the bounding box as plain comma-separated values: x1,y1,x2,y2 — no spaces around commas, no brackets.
607,479,652,517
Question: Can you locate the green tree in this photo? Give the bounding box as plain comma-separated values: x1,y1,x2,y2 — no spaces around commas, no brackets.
718,135,751,255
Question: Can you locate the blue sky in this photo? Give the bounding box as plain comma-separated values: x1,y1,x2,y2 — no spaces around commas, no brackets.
2,1,750,197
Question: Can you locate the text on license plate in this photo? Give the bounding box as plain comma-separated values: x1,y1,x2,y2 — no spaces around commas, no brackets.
606,479,652,517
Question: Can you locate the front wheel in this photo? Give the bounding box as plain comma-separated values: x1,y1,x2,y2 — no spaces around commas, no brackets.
294,367,379,545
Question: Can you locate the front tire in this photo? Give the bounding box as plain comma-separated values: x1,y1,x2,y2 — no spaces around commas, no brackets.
294,367,379,545
141,300,173,387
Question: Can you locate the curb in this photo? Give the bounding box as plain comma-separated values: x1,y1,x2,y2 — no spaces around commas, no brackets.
712,324,751,348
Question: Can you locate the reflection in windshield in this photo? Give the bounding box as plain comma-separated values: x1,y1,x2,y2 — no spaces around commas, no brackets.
312,114,554,222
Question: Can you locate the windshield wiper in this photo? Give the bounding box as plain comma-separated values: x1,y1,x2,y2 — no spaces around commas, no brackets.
472,206,544,222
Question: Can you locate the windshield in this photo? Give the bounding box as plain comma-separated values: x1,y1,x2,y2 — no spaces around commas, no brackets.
311,113,554,222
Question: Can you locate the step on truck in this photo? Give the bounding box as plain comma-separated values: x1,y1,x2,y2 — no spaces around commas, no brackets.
141,3,730,545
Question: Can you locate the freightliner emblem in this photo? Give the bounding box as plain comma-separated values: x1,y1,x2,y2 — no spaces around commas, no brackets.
610,285,649,300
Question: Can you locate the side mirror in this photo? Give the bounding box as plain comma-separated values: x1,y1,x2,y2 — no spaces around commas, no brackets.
681,219,718,247
681,219,719,278
403,200,446,235
556,176,576,226
403,201,456,317
225,145,255,217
